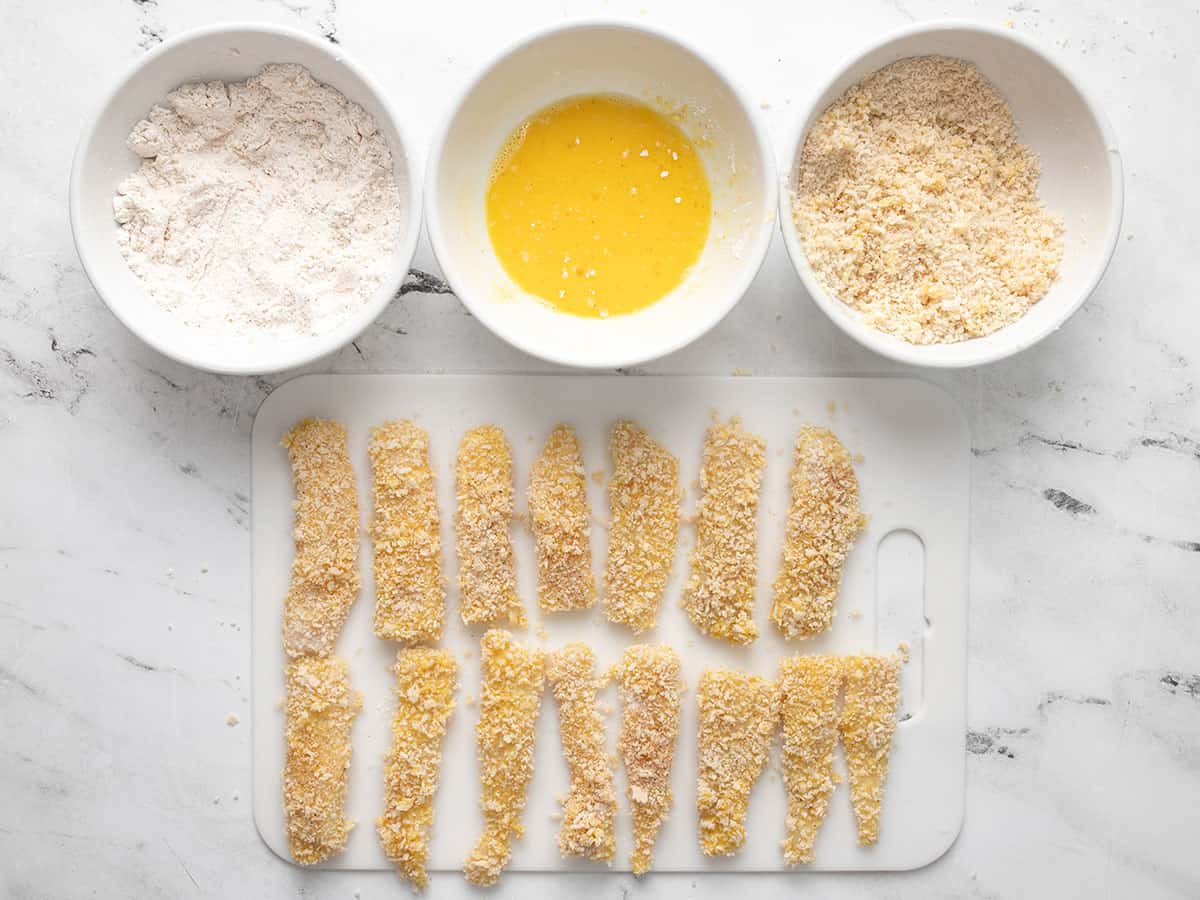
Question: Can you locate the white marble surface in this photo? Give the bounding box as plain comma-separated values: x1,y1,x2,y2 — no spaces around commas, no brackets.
0,1,1196,898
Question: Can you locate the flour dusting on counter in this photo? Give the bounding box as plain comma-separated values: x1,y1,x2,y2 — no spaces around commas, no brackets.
113,63,402,339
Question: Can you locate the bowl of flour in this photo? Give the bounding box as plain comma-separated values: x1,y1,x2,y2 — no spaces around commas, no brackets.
70,24,420,374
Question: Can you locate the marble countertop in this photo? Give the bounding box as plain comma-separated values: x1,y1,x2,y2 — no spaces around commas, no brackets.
1,1,1196,897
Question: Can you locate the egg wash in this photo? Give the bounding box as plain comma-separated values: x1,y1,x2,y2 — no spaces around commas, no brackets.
486,94,712,319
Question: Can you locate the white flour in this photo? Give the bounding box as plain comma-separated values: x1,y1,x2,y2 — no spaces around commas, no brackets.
113,63,403,339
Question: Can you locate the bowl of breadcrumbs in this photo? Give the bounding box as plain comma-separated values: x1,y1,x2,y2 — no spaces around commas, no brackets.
780,21,1123,367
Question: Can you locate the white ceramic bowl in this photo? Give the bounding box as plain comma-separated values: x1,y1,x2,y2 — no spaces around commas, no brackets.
69,24,421,374
426,21,777,369
780,21,1124,368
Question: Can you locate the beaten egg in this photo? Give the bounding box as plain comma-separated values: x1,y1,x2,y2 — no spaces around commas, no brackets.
486,94,712,319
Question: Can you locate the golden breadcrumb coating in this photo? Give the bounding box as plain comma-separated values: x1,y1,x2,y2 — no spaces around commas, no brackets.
284,655,362,865
604,421,680,633
529,425,596,613
771,426,866,639
464,630,546,885
793,56,1063,345
615,644,683,875
281,419,361,658
696,669,778,856
840,654,902,846
369,420,446,644
454,426,526,627
683,417,767,645
778,655,844,865
377,648,457,889
546,643,616,861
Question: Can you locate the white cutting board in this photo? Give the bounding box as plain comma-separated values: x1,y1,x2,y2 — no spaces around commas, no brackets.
251,375,968,873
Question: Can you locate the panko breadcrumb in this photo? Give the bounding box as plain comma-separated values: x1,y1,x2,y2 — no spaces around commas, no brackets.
377,648,457,889
696,669,778,856
546,643,616,861
615,644,683,875
771,426,866,639
778,655,844,865
281,419,361,658
604,421,680,634
529,425,596,613
455,426,526,627
840,654,903,846
464,630,546,886
369,420,445,644
683,417,767,645
283,655,361,865
792,56,1063,344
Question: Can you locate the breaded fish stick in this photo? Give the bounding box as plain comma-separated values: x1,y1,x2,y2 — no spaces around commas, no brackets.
546,642,616,861
377,648,457,889
455,426,526,627
840,654,902,846
529,425,596,613
696,669,778,856
369,420,446,644
464,630,546,886
283,655,361,864
615,644,683,875
778,655,844,865
771,426,866,639
281,419,361,658
683,417,767,645
604,421,680,633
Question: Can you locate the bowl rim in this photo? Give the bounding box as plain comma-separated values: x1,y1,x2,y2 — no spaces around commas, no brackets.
424,17,779,370
777,19,1125,369
68,21,423,376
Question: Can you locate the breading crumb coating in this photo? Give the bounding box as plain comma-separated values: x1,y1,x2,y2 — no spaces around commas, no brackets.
369,420,446,644
281,419,361,658
604,421,680,634
683,417,766,645
284,655,361,864
840,654,903,846
696,669,778,856
455,426,526,627
463,630,546,885
546,642,616,861
530,426,596,613
771,426,866,639
778,655,843,865
615,644,683,874
377,648,457,888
